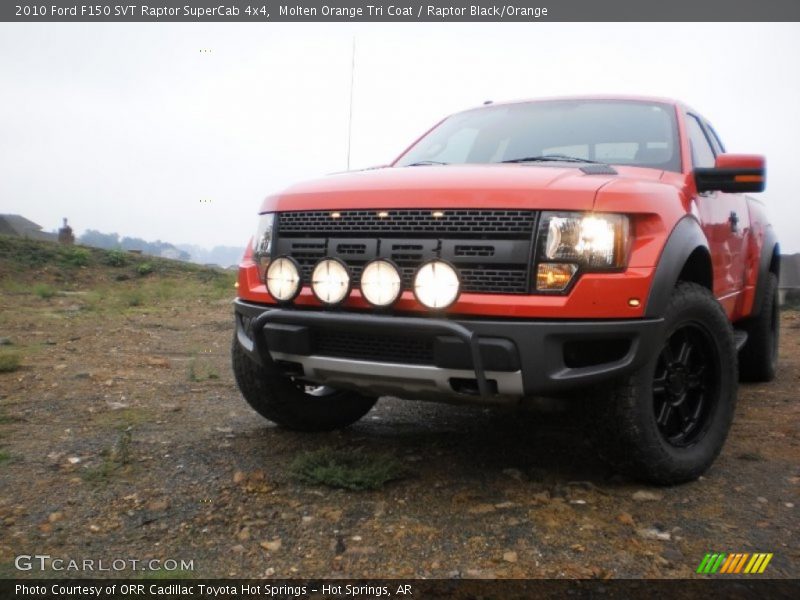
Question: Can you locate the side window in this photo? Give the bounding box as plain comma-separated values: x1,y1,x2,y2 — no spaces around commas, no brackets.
686,114,716,168
706,123,726,154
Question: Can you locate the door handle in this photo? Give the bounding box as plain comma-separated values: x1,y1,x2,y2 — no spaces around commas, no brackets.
728,211,739,233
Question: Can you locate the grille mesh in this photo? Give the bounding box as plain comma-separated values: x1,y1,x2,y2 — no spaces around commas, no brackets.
458,268,529,293
293,260,528,294
315,330,434,364
278,209,536,295
278,209,536,236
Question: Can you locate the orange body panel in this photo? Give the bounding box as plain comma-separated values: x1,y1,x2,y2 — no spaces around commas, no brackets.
239,96,770,323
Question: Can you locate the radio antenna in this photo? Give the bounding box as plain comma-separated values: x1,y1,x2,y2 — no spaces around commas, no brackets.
346,36,356,170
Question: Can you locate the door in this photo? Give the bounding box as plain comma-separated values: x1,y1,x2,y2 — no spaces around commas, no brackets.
686,113,749,304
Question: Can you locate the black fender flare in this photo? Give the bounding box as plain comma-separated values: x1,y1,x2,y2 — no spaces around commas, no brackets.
644,216,710,318
750,226,780,318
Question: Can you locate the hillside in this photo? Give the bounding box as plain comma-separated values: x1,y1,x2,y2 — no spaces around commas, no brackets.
0,235,235,291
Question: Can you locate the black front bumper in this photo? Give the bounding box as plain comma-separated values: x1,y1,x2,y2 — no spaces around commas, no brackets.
234,299,664,400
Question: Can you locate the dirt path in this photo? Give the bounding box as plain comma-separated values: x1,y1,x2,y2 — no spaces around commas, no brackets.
1,282,798,579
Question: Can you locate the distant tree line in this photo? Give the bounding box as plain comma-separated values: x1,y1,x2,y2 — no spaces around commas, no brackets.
79,230,243,266
79,229,190,261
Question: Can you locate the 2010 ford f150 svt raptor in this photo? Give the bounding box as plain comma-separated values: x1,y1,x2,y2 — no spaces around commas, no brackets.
232,96,780,484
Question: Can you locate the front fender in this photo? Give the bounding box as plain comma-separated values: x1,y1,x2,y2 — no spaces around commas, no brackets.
644,216,710,318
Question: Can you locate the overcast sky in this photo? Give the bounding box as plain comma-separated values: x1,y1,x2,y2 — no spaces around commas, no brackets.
1,23,799,252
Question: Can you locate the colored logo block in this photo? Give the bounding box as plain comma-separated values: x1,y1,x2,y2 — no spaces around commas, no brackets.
697,552,773,574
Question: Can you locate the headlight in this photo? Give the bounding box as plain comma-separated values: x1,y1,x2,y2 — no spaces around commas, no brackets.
541,212,629,268
311,258,351,305
413,260,460,309
266,256,301,302
360,259,402,307
537,212,629,291
252,213,275,282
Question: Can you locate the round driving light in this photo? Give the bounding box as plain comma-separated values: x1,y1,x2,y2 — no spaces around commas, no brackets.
266,256,301,302
311,258,351,305
413,260,460,309
360,259,402,307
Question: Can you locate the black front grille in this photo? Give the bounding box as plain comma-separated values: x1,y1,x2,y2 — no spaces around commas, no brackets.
278,209,537,236
275,209,537,295
315,329,434,365
290,261,528,294
459,268,529,293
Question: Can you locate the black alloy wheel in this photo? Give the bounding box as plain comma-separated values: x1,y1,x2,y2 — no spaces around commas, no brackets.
590,282,738,484
652,323,719,447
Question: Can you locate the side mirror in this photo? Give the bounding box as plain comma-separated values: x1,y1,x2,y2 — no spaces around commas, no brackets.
694,154,766,193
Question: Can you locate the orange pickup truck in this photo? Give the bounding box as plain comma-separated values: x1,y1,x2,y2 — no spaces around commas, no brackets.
232,96,779,484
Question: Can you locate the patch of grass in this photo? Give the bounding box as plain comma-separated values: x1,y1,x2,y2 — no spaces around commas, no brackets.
736,451,765,462
0,235,60,267
192,269,236,300
0,280,28,295
187,358,199,382
208,273,236,300
59,246,91,267
103,249,128,267
211,272,236,293
82,288,105,311
153,280,177,302
122,290,145,307
83,427,132,484
187,356,219,381
0,350,22,373
91,407,152,429
83,459,116,484
33,283,57,299
290,448,407,491
137,262,154,276
0,450,10,464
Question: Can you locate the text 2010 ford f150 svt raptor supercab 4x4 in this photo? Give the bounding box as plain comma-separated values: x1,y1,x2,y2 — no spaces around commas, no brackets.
232,97,779,484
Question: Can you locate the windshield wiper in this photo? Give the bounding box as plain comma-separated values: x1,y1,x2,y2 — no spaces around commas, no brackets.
405,160,449,166
501,154,602,164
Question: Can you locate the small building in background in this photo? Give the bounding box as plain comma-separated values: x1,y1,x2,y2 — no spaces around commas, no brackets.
0,214,57,242
57,218,75,245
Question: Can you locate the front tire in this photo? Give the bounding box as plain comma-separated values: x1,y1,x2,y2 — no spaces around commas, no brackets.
595,282,737,485
232,336,377,432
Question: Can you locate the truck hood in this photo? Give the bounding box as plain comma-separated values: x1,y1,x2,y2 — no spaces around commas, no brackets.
259,164,665,213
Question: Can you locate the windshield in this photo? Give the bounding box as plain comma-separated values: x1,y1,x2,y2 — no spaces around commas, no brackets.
395,100,681,172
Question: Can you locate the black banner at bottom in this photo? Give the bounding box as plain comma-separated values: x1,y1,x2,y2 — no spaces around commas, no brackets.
2,579,799,600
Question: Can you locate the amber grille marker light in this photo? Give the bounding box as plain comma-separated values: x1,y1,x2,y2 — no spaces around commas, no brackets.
536,263,577,291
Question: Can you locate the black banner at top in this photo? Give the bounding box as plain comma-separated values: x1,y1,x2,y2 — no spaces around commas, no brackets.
3,0,800,22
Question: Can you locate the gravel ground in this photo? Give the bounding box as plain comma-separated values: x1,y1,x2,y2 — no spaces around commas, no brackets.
0,276,798,579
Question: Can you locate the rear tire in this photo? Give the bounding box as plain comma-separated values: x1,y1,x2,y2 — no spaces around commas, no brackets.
594,282,737,485
232,336,377,432
739,273,779,382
